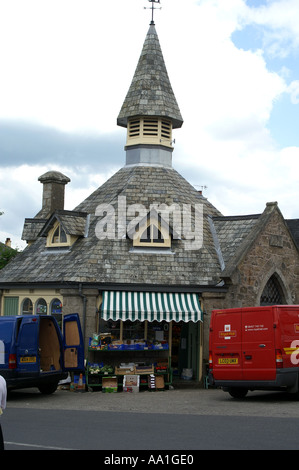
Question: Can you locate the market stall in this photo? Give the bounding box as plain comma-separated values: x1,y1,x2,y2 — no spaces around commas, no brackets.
85,291,203,391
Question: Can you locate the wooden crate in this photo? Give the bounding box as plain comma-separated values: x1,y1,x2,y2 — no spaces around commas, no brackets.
134,365,154,374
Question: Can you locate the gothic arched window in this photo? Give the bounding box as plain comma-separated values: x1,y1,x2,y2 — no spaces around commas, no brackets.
260,274,285,306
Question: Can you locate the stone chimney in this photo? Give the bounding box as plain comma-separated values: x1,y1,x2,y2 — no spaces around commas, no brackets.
5,238,11,248
37,171,71,218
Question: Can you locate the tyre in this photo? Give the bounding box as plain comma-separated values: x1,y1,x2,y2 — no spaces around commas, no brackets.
227,387,248,399
38,382,58,394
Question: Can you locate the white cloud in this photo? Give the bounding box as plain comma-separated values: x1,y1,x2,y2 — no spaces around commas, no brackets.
174,0,286,168
172,0,298,219
0,0,299,248
0,0,146,133
241,0,299,57
287,80,299,104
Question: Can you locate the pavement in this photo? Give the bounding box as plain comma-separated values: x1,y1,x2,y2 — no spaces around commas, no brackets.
6,385,299,418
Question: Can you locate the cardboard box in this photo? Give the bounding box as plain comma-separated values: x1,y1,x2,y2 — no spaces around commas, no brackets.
155,375,165,389
102,376,118,393
148,375,165,390
123,374,140,392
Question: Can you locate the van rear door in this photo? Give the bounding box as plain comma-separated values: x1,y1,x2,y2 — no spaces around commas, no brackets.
210,309,243,380
275,306,299,369
0,317,19,372
17,316,40,374
62,313,84,371
241,307,276,381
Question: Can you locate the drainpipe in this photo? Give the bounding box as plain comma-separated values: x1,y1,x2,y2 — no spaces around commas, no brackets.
78,283,87,349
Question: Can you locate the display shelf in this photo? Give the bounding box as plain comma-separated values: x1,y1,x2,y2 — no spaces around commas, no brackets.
85,347,172,391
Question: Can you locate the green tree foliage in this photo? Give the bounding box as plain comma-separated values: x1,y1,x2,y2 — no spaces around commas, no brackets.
0,243,19,269
0,211,20,268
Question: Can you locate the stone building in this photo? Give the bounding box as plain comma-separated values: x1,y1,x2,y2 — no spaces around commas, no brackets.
1,19,299,385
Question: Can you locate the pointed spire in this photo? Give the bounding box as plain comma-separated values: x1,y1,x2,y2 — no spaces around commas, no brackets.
117,23,183,129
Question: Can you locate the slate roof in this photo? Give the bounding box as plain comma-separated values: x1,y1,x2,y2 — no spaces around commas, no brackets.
22,218,48,243
211,214,261,270
39,210,88,238
0,165,224,287
214,202,298,279
286,219,299,250
117,24,183,129
2,174,296,289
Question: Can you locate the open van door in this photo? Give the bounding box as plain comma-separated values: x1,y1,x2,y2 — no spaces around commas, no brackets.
17,316,40,374
62,313,84,371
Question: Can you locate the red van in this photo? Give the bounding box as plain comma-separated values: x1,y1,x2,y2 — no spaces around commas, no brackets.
209,306,299,398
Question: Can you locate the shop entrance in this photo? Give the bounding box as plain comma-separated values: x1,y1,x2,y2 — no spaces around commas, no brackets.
171,321,200,381
97,290,203,386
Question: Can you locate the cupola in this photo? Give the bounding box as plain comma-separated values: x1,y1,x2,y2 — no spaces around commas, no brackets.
117,21,183,168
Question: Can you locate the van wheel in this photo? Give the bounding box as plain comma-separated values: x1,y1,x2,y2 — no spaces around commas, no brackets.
227,387,248,399
38,383,58,394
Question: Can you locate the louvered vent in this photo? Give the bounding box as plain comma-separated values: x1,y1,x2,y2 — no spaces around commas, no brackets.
129,119,140,138
143,119,159,136
161,120,171,140
126,117,173,148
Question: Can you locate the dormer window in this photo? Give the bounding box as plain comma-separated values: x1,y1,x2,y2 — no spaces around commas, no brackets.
47,222,71,247
132,212,172,249
139,223,168,246
52,224,67,244
39,210,88,249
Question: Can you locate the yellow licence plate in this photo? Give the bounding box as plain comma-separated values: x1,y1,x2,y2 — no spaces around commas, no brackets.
218,358,238,365
20,356,36,363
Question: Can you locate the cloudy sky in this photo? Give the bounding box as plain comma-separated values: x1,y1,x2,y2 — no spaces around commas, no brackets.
0,0,298,249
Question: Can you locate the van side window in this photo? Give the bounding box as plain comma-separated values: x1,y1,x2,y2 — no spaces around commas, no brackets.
15,318,22,341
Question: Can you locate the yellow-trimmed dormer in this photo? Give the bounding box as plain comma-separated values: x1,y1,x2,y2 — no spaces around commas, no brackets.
46,221,78,248
39,210,88,249
133,219,171,248
129,209,173,249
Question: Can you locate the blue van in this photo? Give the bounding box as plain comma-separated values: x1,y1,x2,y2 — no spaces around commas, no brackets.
0,313,84,394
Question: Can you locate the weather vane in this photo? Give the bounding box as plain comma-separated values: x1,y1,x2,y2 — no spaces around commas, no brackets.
144,0,162,25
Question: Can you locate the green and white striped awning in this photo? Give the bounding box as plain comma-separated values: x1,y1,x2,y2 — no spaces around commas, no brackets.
101,291,202,323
